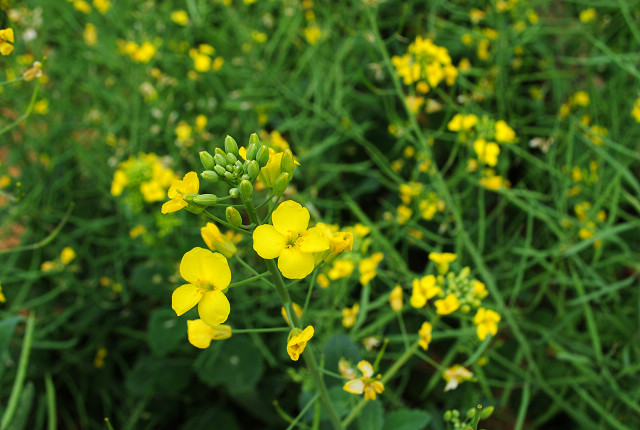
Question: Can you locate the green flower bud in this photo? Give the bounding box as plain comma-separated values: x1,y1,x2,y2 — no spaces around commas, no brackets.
201,170,219,183
247,160,260,181
443,411,452,422
226,153,238,165
224,135,239,156
199,151,216,171
241,174,250,181
246,143,258,161
214,153,228,167
229,188,239,198
226,206,242,227
281,149,294,175
239,179,253,200
249,133,260,146
214,165,227,177
480,406,494,419
224,171,235,180
256,145,270,168
273,172,289,196
226,164,234,172
183,194,196,203
192,194,218,206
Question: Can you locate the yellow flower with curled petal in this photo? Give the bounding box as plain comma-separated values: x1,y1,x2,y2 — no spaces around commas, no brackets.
171,247,231,326
253,200,330,279
161,171,199,214
201,222,237,258
343,360,384,401
187,320,231,348
473,308,500,340
287,326,314,361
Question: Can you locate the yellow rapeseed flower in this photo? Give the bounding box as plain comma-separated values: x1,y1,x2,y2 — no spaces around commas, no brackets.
495,120,516,143
161,171,199,214
281,302,303,326
579,8,597,23
473,308,500,340
410,275,441,308
253,200,330,279
287,326,314,361
0,28,14,56
171,10,189,26
473,139,500,166
389,285,403,311
171,247,231,326
93,0,111,13
187,320,231,348
328,260,355,280
434,293,460,315
201,222,237,258
342,304,359,328
343,360,384,401
60,247,76,265
428,252,457,274
418,321,432,350
359,252,383,285
447,113,478,132
443,364,473,391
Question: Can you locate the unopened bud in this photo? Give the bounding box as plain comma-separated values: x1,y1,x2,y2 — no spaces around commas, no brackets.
281,149,294,175
273,172,289,196
192,194,218,206
224,171,235,180
256,145,270,168
247,160,260,181
239,180,253,200
199,151,216,170
214,153,228,167
227,153,238,164
214,165,227,177
246,143,258,161
226,206,242,227
249,133,260,146
229,188,239,198
201,170,219,183
224,135,239,156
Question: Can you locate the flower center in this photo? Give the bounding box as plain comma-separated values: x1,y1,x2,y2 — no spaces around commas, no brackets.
285,230,300,247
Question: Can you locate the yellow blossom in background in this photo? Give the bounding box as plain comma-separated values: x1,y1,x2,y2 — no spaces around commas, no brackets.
60,247,76,265
495,120,516,143
93,0,110,13
161,171,199,214
410,275,440,308
316,273,330,288
129,225,147,238
404,95,424,115
389,285,403,311
339,358,357,379
399,182,422,204
429,252,456,274
473,308,500,340
580,8,597,23
287,326,314,361
472,280,489,300
304,26,322,45
473,139,500,166
587,125,607,146
34,99,49,115
93,347,107,368
443,364,473,391
328,259,355,280
469,8,485,23
353,223,371,237
435,293,460,315
0,281,6,303
447,113,478,132
359,252,383,285
631,98,640,123
253,200,330,279
343,360,384,401
195,114,207,131
201,222,237,258
0,28,14,56
397,205,412,225
171,10,189,26
418,321,432,350
480,173,510,190
171,247,231,326
571,91,590,107
281,302,304,326
342,304,359,328
187,320,231,348
41,261,57,272
23,61,43,82
72,0,91,13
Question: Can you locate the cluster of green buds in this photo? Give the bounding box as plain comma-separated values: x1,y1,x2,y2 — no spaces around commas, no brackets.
437,267,488,312
443,405,494,430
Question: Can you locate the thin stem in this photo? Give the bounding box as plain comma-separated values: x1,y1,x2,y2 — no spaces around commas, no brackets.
202,210,252,235
232,327,291,334
227,271,271,288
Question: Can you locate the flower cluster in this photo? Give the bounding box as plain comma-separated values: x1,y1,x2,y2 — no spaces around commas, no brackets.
111,153,178,207
0,28,15,56
117,39,157,63
342,360,385,401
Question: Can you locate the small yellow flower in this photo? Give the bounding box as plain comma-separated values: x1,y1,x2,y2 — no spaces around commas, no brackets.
447,113,478,132
161,171,199,214
434,293,460,315
41,261,57,272
23,61,43,82
93,347,107,368
343,360,384,401
253,200,330,279
316,273,330,288
304,26,322,45
201,222,237,258
0,28,14,56
359,252,384,286
171,247,231,326
389,285,403,311
579,8,597,23
571,91,590,107
428,252,457,274
187,320,231,349
84,23,97,46
93,0,111,13
410,275,441,308
0,281,6,303
171,10,189,26
495,120,516,143
418,321,432,350
287,326,314,361
473,308,500,341
60,247,76,265
473,139,500,166
342,304,359,328
338,357,357,379
443,364,473,391
328,260,355,280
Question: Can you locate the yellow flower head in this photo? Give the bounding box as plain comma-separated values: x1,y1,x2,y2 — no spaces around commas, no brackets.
328,259,355,281
473,139,500,166
171,247,231,326
60,247,76,265
428,252,457,274
418,321,432,350
434,293,460,315
287,325,314,361
161,171,199,214
410,275,441,308
389,285,403,311
0,28,15,56
253,200,330,279
343,360,384,401
342,303,359,328
473,308,500,341
0,281,6,303
443,364,473,391
187,320,231,349
201,222,237,258
359,252,384,285
447,113,478,132
495,120,516,143
171,10,189,26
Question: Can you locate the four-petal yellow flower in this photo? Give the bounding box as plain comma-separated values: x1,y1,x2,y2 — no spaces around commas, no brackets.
161,171,199,214
253,200,330,279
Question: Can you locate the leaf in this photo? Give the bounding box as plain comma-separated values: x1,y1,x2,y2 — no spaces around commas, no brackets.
147,309,186,356
0,316,23,380
382,409,431,430
322,334,361,387
357,399,384,430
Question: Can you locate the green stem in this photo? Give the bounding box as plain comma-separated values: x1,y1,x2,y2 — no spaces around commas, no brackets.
202,210,252,235
232,327,290,334
0,78,40,136
227,271,271,288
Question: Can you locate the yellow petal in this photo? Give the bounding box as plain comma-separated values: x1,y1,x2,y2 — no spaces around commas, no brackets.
253,225,287,259
238,146,247,160
296,227,330,253
343,379,364,395
161,198,187,214
357,360,374,378
183,171,199,194
187,319,216,349
179,247,213,284
278,246,315,279
201,252,232,290
172,284,202,316
272,200,309,236
198,290,230,326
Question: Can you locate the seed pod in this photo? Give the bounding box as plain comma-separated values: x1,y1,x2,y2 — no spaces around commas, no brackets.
192,194,218,206
226,206,242,227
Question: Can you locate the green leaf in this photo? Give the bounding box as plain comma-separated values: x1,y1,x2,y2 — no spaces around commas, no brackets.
126,356,191,397
322,334,361,387
382,409,431,430
147,309,186,356
358,399,384,430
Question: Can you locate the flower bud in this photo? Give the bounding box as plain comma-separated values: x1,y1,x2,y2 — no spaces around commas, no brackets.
246,143,258,161
192,194,218,206
247,160,260,181
214,165,227,177
229,188,239,198
224,135,239,157
199,151,216,170
214,153,228,167
226,206,242,227
273,172,289,195
224,171,235,180
239,179,253,201
249,133,260,146
226,153,238,165
256,145,270,168
201,222,237,258
201,170,219,182
281,149,295,176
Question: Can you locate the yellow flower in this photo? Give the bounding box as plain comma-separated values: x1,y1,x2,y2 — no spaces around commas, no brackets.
480,173,510,190
41,261,57,272
495,120,516,143
287,326,314,361
328,260,355,280
171,247,231,326
201,222,237,258
0,281,6,303
389,285,403,311
342,304,359,328
343,360,384,401
447,113,478,132
187,320,231,349
472,280,488,299
434,293,460,315
93,0,111,13
428,252,457,274
304,26,322,45
473,139,500,166
397,205,412,225
161,171,199,214
443,364,473,391
579,8,597,23
171,10,189,26
60,247,76,265
129,225,147,238
359,252,384,286
339,357,357,379
93,347,107,368
0,28,14,56
571,91,590,107
418,321,432,350
317,273,330,288
83,23,97,46
253,200,330,279
631,98,640,123
473,308,500,341
23,61,43,82
281,302,303,326
410,275,441,308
